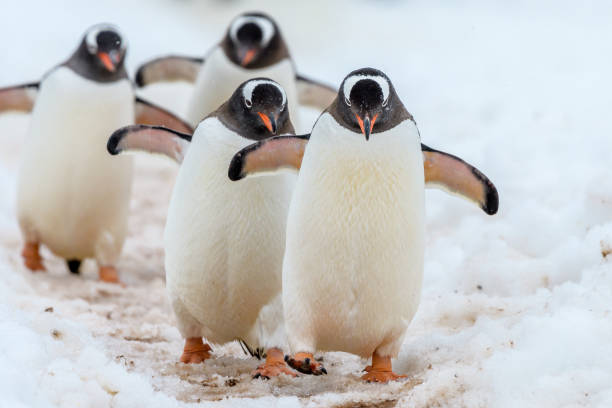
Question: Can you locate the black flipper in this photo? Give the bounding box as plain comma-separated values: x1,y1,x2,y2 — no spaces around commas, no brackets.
108,124,192,164
228,134,310,181
296,74,337,110
422,143,499,215
0,82,39,113
135,55,204,87
134,97,194,134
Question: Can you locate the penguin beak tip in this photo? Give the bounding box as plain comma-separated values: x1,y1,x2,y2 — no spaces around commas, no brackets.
98,51,118,72
257,112,277,134
240,48,257,66
363,115,372,141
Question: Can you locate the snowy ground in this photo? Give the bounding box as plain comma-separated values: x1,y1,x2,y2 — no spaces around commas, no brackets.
1,0,612,407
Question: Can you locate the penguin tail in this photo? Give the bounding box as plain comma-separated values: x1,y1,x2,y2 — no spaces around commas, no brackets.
237,338,265,360
66,259,81,274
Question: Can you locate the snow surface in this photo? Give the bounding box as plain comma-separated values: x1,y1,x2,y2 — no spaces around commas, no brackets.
1,0,612,407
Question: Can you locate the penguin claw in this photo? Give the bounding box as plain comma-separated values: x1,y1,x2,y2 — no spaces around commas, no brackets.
361,354,406,383
253,361,297,380
361,370,407,383
252,348,298,379
285,352,327,376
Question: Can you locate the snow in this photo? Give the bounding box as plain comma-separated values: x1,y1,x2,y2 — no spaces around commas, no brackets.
1,0,612,407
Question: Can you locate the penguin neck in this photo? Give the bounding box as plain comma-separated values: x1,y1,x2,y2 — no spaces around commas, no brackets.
192,117,255,151
326,93,415,136
62,42,129,84
205,102,294,142
308,113,421,162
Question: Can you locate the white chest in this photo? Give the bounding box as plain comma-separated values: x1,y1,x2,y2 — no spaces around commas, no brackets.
283,114,426,356
164,119,294,343
23,67,134,169
16,67,135,259
32,67,134,138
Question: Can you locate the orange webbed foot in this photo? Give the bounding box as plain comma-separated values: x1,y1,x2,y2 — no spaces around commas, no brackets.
361,353,406,383
180,338,212,364
98,266,120,284
253,348,298,379
361,370,406,383
22,242,45,272
284,352,327,375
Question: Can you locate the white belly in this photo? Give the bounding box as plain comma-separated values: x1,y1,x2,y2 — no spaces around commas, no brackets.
283,114,425,357
164,119,293,344
186,47,300,130
17,67,134,261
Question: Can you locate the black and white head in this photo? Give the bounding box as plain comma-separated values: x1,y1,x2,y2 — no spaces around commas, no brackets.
331,68,412,141
65,23,128,81
221,12,289,69
219,78,294,140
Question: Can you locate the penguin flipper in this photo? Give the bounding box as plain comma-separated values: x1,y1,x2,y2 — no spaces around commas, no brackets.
0,82,39,113
296,74,337,110
422,144,498,215
108,124,192,163
135,55,204,87
135,97,194,134
228,134,310,181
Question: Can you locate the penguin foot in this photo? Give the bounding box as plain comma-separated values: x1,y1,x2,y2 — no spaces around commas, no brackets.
361,370,406,383
252,348,298,379
361,353,406,383
284,352,327,375
180,337,212,364
98,266,120,284
22,242,45,271
66,259,81,274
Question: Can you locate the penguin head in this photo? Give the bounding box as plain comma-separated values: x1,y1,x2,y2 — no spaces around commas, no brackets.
337,68,400,141
223,12,287,68
227,78,293,140
79,23,127,75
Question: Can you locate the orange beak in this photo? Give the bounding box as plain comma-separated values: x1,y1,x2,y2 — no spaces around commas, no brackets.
98,51,117,72
240,48,257,67
257,112,277,134
355,113,378,140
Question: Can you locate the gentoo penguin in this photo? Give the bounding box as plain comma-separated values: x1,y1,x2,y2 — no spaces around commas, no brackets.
0,23,192,283
135,11,336,130
228,68,499,382
108,78,298,378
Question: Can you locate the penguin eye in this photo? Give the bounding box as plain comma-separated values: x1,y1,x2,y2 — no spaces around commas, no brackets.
382,97,388,107
344,97,351,107
245,99,252,108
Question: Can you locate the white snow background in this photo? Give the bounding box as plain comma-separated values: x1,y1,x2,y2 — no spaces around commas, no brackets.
1,0,611,407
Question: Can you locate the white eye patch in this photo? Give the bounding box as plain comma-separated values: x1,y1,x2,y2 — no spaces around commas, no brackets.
343,74,390,106
242,79,287,108
85,23,126,54
229,15,275,47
